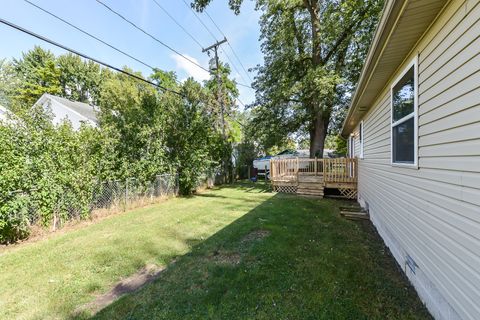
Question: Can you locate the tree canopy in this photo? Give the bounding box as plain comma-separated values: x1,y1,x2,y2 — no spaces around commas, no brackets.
194,0,384,157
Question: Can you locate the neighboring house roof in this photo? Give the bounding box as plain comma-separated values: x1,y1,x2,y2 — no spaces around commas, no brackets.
35,93,99,129
49,94,98,123
341,0,448,137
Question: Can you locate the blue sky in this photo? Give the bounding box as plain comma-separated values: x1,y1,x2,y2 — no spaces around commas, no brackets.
0,0,262,105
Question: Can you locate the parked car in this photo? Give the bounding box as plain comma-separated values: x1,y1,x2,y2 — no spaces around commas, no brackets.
253,149,310,179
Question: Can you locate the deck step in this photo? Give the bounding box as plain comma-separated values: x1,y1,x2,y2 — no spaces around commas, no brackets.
297,175,324,183
340,211,369,220
298,182,324,190
339,206,369,220
297,193,324,198
297,188,324,196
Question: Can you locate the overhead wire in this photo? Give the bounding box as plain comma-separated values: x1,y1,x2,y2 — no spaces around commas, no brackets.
22,0,189,91
203,9,253,84
96,0,256,91
23,0,155,71
219,48,249,87
150,0,204,50
180,0,254,90
95,0,211,74
181,0,217,42
0,15,247,128
16,1,251,114
0,17,183,96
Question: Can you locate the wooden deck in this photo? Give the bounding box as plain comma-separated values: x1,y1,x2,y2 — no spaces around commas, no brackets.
270,158,358,199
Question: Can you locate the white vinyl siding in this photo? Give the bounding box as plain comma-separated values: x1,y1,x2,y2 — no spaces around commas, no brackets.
355,1,480,319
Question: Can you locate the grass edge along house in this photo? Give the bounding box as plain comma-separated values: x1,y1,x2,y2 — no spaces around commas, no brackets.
341,0,480,319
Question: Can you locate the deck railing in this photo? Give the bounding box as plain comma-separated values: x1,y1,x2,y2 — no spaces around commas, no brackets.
270,157,358,184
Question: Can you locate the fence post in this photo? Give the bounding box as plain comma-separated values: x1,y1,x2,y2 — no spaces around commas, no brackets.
314,157,317,176
124,178,129,211
248,165,251,180
264,165,268,182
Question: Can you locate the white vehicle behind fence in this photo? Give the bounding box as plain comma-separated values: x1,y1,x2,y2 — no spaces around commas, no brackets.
253,149,336,179
253,149,309,179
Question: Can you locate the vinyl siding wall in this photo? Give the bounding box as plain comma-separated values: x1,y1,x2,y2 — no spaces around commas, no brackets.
352,0,480,319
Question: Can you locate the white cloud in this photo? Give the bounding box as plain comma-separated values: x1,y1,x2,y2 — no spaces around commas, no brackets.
171,54,210,82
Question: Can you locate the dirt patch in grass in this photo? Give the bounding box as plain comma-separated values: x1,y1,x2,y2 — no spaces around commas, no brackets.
76,263,167,316
241,229,270,243
206,230,271,267
209,250,242,265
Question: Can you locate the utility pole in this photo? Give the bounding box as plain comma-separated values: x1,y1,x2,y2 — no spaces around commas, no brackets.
203,37,227,139
203,37,228,182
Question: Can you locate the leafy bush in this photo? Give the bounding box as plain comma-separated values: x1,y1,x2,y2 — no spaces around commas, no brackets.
0,47,235,243
0,194,32,244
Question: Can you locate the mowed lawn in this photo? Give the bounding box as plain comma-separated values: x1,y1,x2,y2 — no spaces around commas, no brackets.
0,183,431,320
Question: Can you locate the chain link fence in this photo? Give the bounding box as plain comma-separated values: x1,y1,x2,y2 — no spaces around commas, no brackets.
91,174,178,214
2,174,179,235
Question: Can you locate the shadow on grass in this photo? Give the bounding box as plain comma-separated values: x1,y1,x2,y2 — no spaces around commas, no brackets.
74,183,431,320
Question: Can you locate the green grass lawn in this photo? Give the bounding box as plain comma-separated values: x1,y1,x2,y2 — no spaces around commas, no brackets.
0,182,431,320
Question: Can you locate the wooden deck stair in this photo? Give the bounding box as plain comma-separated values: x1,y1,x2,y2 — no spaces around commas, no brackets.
297,175,324,197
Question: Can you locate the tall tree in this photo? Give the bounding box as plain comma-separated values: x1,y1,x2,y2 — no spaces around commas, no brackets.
203,62,239,139
193,0,383,157
57,53,102,103
0,59,19,107
13,46,61,107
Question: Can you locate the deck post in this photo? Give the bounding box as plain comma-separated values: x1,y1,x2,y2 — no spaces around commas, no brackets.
270,159,273,180
296,157,299,182
314,157,317,176
323,158,326,186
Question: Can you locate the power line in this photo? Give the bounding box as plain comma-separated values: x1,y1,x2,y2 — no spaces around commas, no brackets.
97,1,259,91
226,42,253,83
179,0,247,85
23,0,155,71
219,47,249,87
21,0,255,97
0,17,182,96
236,82,254,89
96,0,211,74
182,2,254,89
0,16,250,130
181,0,217,42
150,0,204,50
22,0,192,91
236,97,247,108
203,10,253,83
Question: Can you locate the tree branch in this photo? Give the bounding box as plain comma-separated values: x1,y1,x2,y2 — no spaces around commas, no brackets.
323,3,372,63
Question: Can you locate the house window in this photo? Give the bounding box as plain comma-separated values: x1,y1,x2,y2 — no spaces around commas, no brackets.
391,57,418,166
359,121,364,159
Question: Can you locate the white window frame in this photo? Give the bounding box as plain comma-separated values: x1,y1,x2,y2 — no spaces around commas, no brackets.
390,56,418,168
359,121,364,159
348,134,355,158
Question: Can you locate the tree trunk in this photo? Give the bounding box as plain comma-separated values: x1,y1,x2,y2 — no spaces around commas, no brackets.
310,111,327,158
